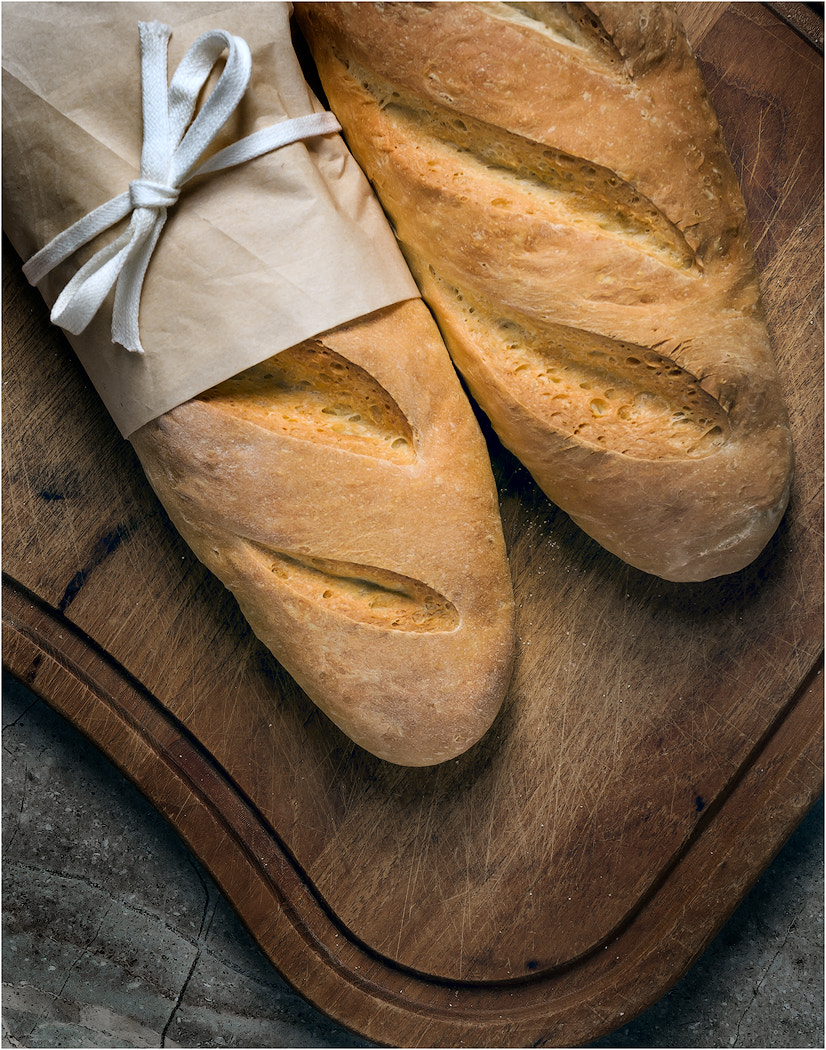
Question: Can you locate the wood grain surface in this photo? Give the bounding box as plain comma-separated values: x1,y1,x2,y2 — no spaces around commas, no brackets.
3,3,823,1046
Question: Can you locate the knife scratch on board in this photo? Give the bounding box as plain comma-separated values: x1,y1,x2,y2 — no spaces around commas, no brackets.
57,520,136,613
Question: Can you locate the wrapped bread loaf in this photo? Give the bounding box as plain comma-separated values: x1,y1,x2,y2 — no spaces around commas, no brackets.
295,1,795,582
130,300,516,766
2,3,516,766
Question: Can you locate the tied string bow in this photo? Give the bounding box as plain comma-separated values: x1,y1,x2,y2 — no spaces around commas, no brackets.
23,20,341,353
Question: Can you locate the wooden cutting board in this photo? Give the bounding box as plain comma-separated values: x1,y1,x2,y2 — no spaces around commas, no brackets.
3,3,823,1046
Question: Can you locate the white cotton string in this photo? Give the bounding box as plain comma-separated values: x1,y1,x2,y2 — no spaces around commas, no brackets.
22,21,342,353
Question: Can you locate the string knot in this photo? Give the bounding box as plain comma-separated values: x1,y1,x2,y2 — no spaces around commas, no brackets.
22,21,341,353
129,179,180,210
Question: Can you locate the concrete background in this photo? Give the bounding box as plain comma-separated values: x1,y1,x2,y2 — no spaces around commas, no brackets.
3,669,823,1049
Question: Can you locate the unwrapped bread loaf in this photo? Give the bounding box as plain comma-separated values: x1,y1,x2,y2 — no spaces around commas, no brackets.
131,298,516,766
295,1,795,582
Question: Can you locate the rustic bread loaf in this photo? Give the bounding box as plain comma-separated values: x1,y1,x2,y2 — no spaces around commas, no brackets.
2,2,515,767
130,298,516,766
295,1,795,582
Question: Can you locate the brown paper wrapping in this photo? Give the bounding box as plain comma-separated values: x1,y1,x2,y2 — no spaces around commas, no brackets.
2,1,420,436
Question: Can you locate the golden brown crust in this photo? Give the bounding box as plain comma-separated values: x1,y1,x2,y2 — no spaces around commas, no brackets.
295,0,794,581
131,299,516,766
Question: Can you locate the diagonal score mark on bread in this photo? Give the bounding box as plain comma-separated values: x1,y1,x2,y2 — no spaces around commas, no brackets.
496,2,627,70
197,342,416,463
423,275,729,461
349,61,698,274
247,547,460,633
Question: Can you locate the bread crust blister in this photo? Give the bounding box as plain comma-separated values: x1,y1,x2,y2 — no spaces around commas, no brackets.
295,0,794,582
132,299,516,766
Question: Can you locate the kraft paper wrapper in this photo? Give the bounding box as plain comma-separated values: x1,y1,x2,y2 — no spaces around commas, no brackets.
2,1,420,437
